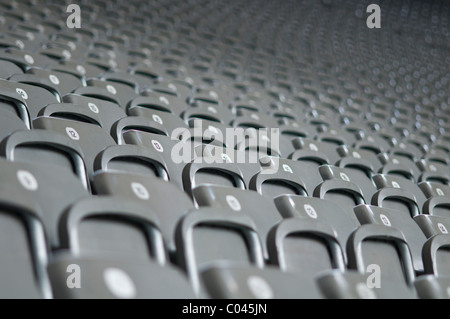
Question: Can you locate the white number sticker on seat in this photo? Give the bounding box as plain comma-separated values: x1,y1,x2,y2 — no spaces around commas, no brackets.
24,54,34,64
16,88,28,100
131,182,149,200
282,164,293,173
152,114,163,125
340,172,350,182
304,204,318,219
151,140,164,152
226,195,241,211
88,103,99,113
380,214,391,227
106,84,117,95
17,170,38,191
49,74,60,85
66,127,80,140
438,223,448,234
103,268,136,299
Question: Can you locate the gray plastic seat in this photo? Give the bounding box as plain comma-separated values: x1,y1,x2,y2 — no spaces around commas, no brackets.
420,182,450,199
319,164,377,204
48,253,196,299
0,158,89,248
422,234,450,278
0,108,28,141
346,224,417,297
0,78,59,121
121,129,196,189
61,94,127,132
267,218,345,274
92,171,194,253
249,156,308,200
182,152,246,198
127,97,189,134
354,205,428,273
372,174,428,216
317,270,416,299
175,208,265,296
414,275,450,299
193,185,282,259
0,129,89,189
275,195,360,262
0,195,51,298
58,197,167,264
9,68,82,98
292,137,340,165
314,165,366,213
33,116,117,177
202,264,324,299
288,142,329,194
0,60,23,79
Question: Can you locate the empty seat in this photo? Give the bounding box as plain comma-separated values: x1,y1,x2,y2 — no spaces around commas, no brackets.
61,94,127,132
249,157,308,200
346,224,417,297
33,116,117,177
121,129,197,189
422,234,450,279
0,129,89,189
420,182,450,199
193,185,282,258
354,205,428,273
0,60,23,79
0,158,89,248
93,144,169,178
317,270,415,299
416,159,450,185
48,254,196,299
414,275,450,299
175,208,265,295
319,164,377,205
267,218,345,274
127,97,188,134
314,166,366,213
182,151,245,197
202,264,324,299
58,197,166,264
0,78,33,129
0,78,59,120
372,174,427,216
0,108,28,141
93,170,194,253
275,195,360,261
0,195,51,298
288,140,329,194
9,68,82,98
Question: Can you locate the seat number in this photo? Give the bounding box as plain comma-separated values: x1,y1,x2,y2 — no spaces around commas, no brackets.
226,195,241,211
340,172,350,182
16,88,28,100
103,268,136,299
66,127,80,140
282,164,293,173
380,214,391,227
17,170,38,191
304,204,318,219
131,182,149,200
438,223,448,234
152,114,163,125
151,140,164,152
88,103,99,113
